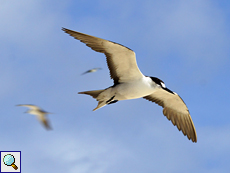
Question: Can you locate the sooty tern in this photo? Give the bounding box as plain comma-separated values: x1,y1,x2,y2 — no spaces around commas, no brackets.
82,68,102,75
62,28,197,142
17,104,52,130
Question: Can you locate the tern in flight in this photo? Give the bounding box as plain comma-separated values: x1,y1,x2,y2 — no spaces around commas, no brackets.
81,68,102,75
62,28,197,142
17,104,52,130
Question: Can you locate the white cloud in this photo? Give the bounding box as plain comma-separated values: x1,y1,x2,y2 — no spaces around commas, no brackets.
36,131,132,173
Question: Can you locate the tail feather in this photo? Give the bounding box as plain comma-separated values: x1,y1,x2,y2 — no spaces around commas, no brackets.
78,89,106,111
93,101,107,111
79,89,117,111
78,89,104,99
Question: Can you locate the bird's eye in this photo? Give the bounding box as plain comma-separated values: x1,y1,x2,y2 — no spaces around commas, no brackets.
160,82,166,88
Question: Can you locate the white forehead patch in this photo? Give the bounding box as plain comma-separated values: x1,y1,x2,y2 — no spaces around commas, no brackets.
161,82,166,88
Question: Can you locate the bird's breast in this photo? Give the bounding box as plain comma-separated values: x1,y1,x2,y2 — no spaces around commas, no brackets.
113,78,157,100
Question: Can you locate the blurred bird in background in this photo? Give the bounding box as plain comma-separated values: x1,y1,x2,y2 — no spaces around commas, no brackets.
81,68,102,75
17,104,52,130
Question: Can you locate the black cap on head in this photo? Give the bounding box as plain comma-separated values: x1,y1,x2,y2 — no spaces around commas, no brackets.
149,76,175,94
149,77,164,86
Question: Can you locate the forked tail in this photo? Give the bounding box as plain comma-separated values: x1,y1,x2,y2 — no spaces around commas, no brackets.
78,89,104,99
78,89,107,111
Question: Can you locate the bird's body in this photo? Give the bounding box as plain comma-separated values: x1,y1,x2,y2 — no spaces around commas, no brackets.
17,104,52,130
63,28,197,142
100,77,157,100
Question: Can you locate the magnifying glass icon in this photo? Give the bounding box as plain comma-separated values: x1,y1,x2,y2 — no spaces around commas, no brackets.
3,154,18,170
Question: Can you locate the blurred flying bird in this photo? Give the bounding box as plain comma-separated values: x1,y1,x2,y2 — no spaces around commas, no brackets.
17,104,52,130
81,68,102,75
62,28,197,143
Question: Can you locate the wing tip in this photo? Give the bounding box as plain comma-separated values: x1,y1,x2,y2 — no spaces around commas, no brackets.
62,27,67,31
188,135,197,143
45,126,52,130
62,27,71,34
163,108,197,143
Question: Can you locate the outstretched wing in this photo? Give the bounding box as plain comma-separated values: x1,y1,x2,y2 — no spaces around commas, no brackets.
36,113,52,130
143,88,197,142
17,104,40,110
62,28,144,84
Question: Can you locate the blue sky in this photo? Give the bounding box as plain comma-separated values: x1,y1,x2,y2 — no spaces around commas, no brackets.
1,0,230,172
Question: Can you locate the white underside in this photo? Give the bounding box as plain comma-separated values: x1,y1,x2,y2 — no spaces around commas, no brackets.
97,76,158,101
